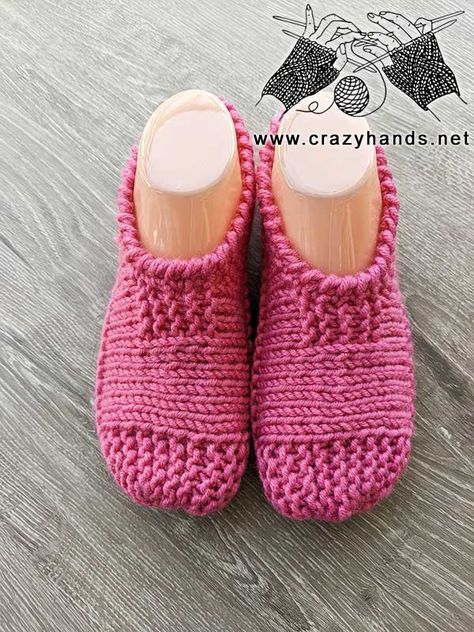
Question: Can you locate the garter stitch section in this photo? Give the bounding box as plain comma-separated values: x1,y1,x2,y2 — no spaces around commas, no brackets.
95,101,254,515
252,115,415,522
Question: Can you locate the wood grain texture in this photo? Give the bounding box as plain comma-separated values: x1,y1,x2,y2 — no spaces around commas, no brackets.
0,1,472,631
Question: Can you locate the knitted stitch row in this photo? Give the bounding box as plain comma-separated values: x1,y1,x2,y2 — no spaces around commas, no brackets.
95,101,255,515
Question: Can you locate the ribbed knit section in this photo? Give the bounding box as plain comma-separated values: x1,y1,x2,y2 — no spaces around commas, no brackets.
252,114,415,522
95,101,255,515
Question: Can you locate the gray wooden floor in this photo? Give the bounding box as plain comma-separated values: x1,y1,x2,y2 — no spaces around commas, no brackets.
0,1,473,631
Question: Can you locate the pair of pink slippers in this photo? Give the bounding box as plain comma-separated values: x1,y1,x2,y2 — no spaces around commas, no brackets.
95,100,415,521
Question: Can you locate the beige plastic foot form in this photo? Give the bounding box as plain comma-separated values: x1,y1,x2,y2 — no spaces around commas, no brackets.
134,89,382,274
272,92,382,276
133,90,242,259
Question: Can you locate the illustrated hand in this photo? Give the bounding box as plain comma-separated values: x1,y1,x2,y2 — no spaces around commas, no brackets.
366,10,421,56
352,39,392,70
364,11,460,111
303,6,365,71
261,5,368,110
414,18,434,35
413,14,460,36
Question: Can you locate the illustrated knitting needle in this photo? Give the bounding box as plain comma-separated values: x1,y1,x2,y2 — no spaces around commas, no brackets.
353,18,458,73
430,10,464,23
274,10,464,29
416,10,464,34
281,28,367,44
282,29,300,39
273,15,305,27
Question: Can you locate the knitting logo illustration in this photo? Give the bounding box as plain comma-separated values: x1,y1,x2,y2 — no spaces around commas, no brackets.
259,7,466,119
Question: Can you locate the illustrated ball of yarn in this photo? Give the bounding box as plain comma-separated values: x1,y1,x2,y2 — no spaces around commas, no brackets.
334,76,369,116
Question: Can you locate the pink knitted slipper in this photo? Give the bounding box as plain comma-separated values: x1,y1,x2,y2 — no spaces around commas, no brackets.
252,116,415,522
95,101,254,515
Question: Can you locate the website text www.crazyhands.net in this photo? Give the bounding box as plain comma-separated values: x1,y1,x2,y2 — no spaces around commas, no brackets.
253,131,470,149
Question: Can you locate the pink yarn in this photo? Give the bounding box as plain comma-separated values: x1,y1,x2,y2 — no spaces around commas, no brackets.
95,100,255,515
252,114,415,522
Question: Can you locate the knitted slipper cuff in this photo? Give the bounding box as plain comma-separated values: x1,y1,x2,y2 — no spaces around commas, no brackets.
256,113,400,295
116,99,255,279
